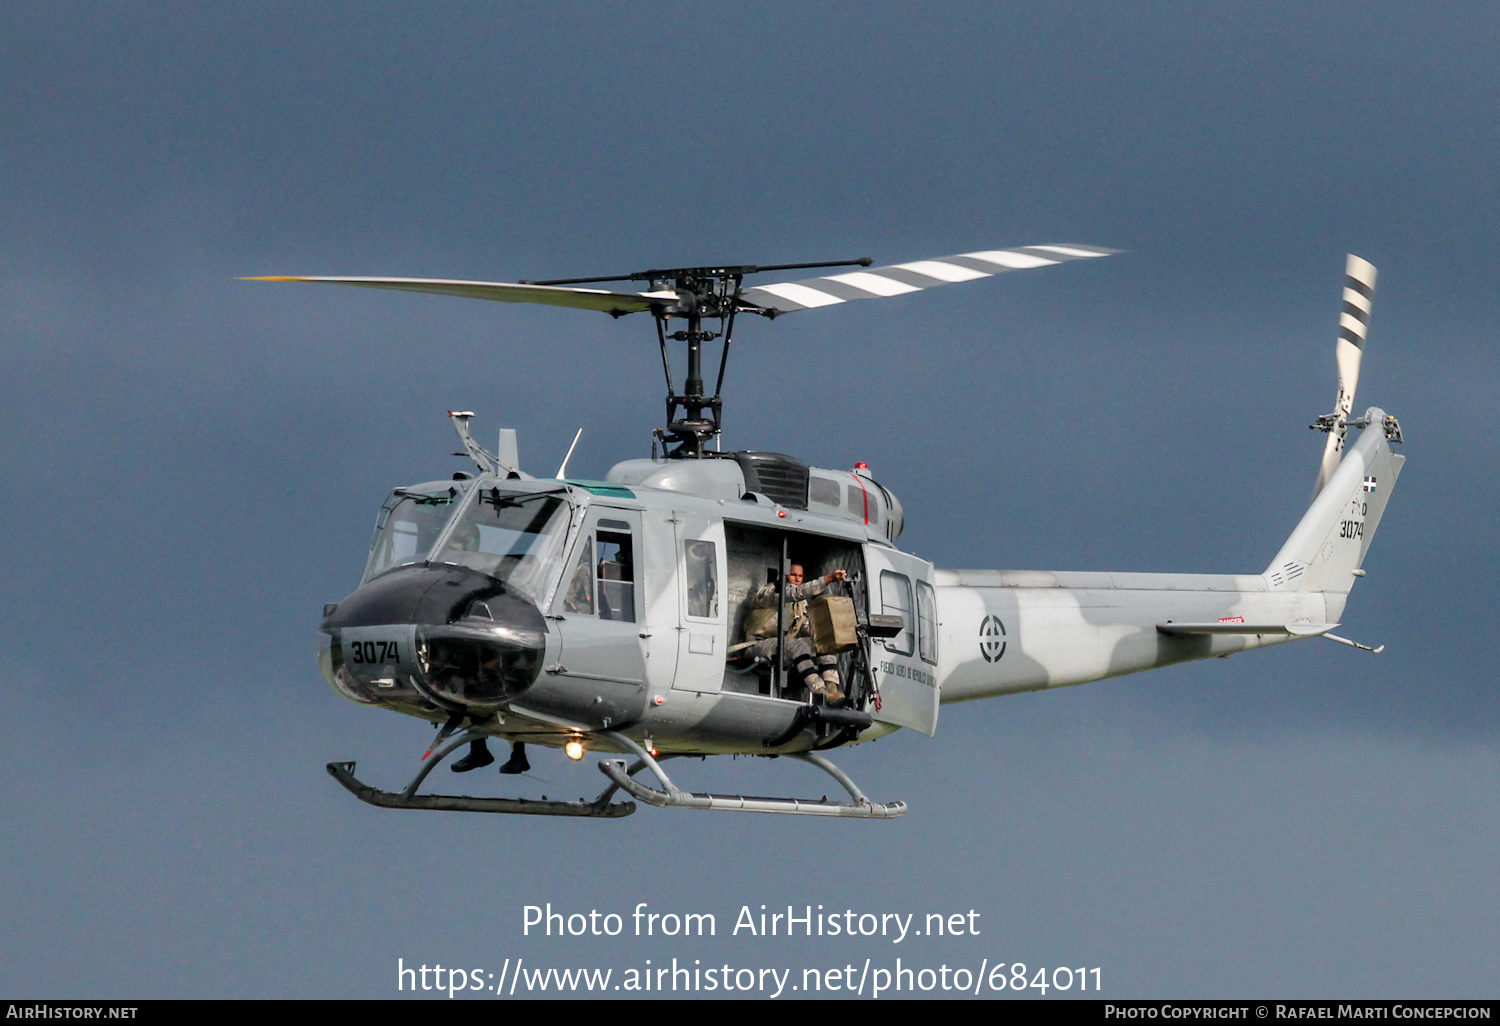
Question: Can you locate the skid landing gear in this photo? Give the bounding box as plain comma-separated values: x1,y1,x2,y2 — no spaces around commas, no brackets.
327,730,905,819
594,731,906,819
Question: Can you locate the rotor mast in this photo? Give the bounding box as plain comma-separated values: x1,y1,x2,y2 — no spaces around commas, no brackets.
527,257,872,457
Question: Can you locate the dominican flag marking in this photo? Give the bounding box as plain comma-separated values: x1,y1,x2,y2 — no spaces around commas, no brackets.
1362,476,1378,492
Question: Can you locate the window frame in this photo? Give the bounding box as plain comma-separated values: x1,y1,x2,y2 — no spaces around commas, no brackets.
880,570,914,656
558,532,595,615
916,579,939,665
681,538,720,622
595,528,636,623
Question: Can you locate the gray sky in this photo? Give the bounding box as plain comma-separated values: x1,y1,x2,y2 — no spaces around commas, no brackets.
2,1,1497,998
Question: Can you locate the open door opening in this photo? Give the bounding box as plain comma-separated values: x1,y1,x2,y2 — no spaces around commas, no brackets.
720,523,868,707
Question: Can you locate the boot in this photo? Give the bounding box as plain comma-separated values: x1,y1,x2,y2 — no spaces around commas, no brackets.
499,742,531,775
451,739,494,773
821,670,845,706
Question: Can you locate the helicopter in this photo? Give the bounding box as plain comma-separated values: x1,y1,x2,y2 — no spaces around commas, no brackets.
248,246,1403,820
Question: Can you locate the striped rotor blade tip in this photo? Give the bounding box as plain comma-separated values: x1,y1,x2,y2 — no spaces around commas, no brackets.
737,243,1120,314
1340,254,1377,348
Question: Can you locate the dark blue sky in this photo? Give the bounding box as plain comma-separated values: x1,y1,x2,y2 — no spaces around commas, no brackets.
2,2,1497,997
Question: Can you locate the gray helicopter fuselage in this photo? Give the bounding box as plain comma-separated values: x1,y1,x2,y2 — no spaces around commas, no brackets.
318,453,939,756
318,408,1404,759
318,403,1403,767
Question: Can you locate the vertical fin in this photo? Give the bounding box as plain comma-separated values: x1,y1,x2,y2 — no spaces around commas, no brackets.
1272,410,1403,595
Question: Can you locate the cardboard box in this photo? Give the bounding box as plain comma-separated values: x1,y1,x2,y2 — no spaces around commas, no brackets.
809,594,859,654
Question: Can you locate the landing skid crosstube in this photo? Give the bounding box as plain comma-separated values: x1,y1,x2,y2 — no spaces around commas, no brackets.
326,728,905,820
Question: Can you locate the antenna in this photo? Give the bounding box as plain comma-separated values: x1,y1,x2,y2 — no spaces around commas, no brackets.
555,427,583,479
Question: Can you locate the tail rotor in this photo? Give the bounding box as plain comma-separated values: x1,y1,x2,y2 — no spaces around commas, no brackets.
1313,254,1378,495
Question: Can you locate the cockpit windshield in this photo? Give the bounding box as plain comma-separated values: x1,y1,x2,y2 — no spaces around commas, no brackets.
363,486,464,582
431,488,572,604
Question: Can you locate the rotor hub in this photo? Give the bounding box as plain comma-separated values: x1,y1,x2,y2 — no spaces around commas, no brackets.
526,258,876,458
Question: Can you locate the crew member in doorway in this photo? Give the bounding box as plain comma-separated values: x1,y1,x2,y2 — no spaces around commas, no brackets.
748,564,847,704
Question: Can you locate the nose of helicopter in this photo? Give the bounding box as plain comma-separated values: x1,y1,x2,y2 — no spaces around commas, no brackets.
317,564,546,711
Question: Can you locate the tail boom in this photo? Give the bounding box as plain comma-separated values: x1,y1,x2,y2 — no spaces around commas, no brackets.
935,571,1329,703
935,414,1402,704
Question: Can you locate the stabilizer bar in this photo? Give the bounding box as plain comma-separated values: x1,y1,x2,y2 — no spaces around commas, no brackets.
326,762,635,818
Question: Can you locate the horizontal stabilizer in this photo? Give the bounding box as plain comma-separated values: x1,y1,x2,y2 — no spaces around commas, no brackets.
737,243,1120,314
1157,622,1337,637
242,276,670,316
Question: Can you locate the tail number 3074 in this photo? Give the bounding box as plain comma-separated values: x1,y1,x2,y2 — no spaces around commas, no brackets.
350,640,400,664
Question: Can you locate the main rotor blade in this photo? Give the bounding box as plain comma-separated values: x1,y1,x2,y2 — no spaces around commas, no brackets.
735,243,1120,315
241,276,673,316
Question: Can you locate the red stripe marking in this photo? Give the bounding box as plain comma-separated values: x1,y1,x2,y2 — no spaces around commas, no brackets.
851,472,870,524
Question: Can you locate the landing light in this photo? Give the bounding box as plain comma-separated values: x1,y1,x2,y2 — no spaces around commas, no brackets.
565,741,585,761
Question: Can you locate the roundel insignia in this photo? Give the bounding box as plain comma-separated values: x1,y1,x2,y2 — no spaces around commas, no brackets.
979,615,1007,663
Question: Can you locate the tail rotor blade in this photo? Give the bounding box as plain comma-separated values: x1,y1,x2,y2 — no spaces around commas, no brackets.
1337,254,1378,411
1316,254,1378,494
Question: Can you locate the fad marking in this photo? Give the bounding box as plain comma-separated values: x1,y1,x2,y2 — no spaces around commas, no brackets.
979,615,1008,663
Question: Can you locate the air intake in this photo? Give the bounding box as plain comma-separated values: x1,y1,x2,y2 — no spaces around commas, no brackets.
731,452,810,510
